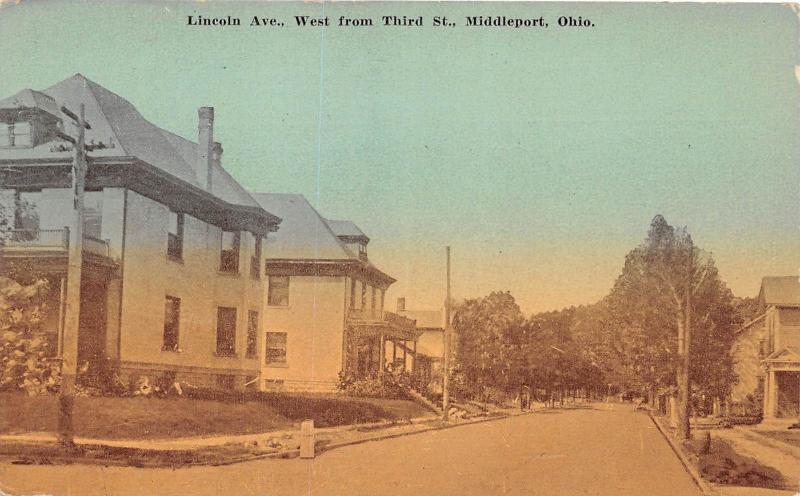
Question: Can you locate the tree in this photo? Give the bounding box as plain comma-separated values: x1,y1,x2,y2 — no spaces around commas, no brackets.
607,215,736,440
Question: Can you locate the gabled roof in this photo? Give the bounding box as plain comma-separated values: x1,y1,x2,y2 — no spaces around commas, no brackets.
759,276,800,308
251,193,355,260
0,74,262,209
763,347,800,363
326,219,369,243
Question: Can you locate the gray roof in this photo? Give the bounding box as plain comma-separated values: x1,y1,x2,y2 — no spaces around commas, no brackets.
0,74,260,209
326,219,369,242
251,193,356,260
760,276,800,307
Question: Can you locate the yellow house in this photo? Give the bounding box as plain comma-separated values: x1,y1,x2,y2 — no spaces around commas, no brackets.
0,75,281,389
251,193,419,392
731,276,800,419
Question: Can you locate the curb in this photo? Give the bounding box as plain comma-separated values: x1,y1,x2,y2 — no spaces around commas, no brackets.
648,412,717,496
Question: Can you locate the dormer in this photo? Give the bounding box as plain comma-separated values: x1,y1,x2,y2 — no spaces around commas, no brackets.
0,89,62,148
326,219,370,261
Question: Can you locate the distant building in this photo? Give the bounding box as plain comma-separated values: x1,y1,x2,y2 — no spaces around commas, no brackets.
731,276,800,419
0,75,280,389
251,193,419,392
396,298,445,388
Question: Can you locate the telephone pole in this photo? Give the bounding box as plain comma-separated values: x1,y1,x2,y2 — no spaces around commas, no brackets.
56,104,90,447
442,246,451,421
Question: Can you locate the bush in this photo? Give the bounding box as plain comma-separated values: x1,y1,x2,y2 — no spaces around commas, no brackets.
336,372,411,400
0,277,60,396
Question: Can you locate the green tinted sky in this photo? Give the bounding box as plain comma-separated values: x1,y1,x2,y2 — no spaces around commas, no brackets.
1,1,797,313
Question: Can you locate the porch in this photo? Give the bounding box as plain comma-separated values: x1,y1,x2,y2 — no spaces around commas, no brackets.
762,348,800,419
343,308,422,378
1,227,120,386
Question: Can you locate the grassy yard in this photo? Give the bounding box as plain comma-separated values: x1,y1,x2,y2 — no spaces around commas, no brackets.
687,437,788,490
756,430,800,449
0,392,432,440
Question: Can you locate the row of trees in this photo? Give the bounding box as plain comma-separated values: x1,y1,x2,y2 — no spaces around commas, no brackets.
450,215,753,440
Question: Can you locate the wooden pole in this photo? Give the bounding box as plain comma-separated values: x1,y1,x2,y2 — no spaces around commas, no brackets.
442,246,451,421
59,104,87,447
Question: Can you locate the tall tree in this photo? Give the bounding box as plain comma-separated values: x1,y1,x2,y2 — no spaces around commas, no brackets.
608,215,733,440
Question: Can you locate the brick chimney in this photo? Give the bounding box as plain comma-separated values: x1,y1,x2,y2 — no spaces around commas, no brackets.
197,107,215,192
396,297,406,313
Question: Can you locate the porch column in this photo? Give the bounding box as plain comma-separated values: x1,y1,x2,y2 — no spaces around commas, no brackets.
392,339,397,366
378,333,385,374
764,368,778,419
402,340,407,371
412,340,417,373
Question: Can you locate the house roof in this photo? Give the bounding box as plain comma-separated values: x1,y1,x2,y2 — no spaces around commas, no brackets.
400,309,444,329
325,219,369,243
0,74,262,209
0,89,62,119
251,193,355,260
759,276,800,307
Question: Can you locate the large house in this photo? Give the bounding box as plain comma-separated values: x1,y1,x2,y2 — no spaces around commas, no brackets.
0,74,281,389
731,276,800,419
251,193,419,392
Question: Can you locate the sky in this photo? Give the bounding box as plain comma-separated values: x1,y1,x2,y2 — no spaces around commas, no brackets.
0,1,797,314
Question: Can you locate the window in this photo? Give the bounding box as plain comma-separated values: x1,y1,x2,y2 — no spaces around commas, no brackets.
350,278,357,308
13,190,40,231
250,235,262,279
371,286,377,310
268,276,289,306
0,122,32,148
167,211,184,260
265,332,287,365
361,283,368,309
163,296,180,351
246,310,259,358
220,230,240,272
215,307,237,356
358,243,367,260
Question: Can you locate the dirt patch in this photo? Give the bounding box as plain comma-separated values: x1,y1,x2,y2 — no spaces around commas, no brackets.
686,436,789,490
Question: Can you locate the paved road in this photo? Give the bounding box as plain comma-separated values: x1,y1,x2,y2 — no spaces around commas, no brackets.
0,404,702,496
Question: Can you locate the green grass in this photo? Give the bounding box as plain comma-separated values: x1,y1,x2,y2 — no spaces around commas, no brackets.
0,392,432,440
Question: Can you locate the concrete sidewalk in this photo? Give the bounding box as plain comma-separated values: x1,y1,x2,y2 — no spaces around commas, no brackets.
0,408,530,454
711,427,800,494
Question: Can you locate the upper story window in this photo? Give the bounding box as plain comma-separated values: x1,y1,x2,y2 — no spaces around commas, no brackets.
167,211,184,260
250,235,262,279
350,278,357,308
358,243,367,260
220,230,240,273
0,122,33,148
371,286,377,310
268,276,290,306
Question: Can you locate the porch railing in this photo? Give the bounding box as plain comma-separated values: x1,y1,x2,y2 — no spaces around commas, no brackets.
347,309,418,331
1,228,111,258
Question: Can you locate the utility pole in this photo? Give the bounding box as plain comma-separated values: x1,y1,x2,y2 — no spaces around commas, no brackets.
442,246,451,421
56,104,89,447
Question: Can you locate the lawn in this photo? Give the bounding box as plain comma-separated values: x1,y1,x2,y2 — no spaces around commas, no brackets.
0,392,433,440
756,430,800,449
686,437,788,490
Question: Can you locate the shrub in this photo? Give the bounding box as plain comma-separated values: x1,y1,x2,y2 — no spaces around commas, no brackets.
336,372,411,400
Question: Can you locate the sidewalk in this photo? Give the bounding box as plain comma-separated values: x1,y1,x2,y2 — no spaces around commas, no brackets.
0,406,532,461
711,427,800,494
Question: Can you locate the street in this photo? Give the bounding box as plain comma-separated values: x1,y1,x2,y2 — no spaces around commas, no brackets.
0,404,703,496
